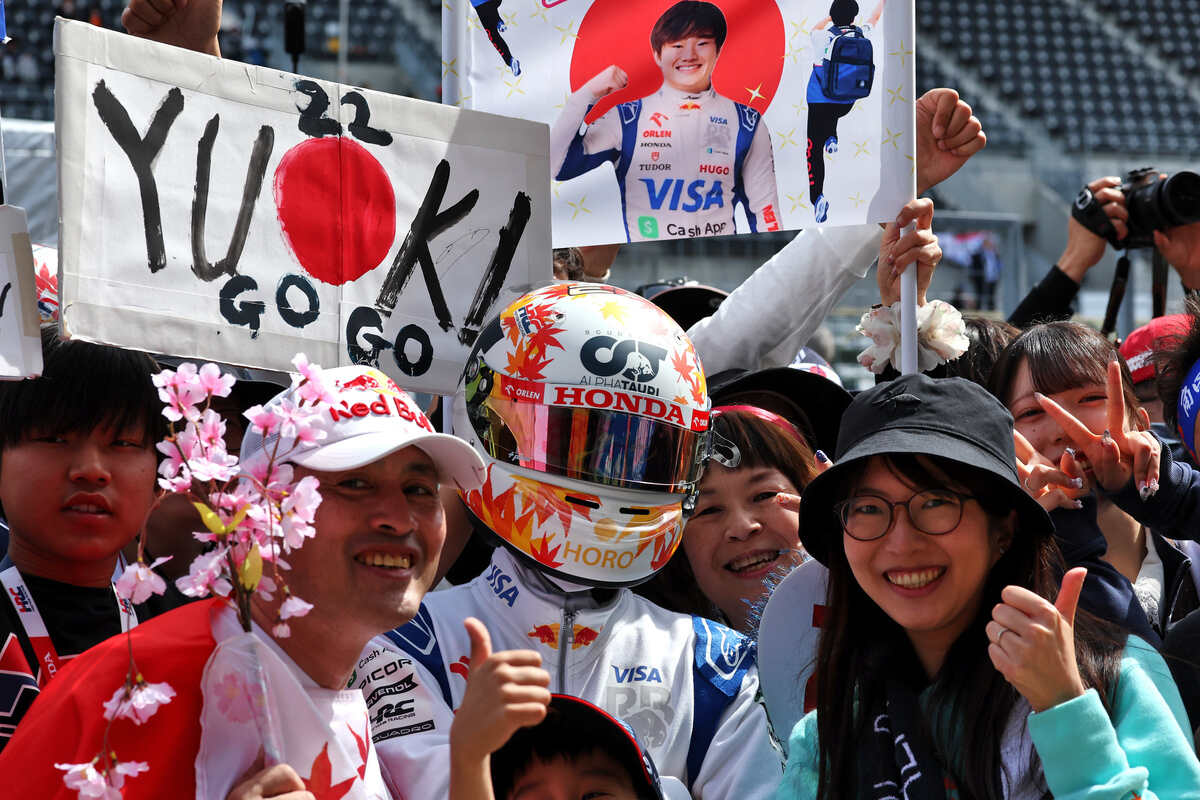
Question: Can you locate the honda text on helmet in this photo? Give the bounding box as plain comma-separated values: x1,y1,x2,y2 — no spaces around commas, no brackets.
454,282,717,587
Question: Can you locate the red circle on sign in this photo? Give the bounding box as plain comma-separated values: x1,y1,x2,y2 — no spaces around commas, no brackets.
570,0,786,123
273,137,397,286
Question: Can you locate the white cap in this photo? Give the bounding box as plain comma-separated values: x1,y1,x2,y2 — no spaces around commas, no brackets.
241,366,486,490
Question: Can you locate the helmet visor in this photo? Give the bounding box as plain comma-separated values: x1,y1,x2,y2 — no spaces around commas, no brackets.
469,390,705,493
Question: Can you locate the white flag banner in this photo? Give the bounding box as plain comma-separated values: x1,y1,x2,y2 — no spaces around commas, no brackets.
444,0,914,246
0,205,45,379
55,19,551,395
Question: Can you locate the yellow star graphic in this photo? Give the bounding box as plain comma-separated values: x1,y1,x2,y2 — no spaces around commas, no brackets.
792,102,807,116
789,18,810,39
442,58,458,78
531,5,548,23
881,127,902,149
598,300,628,323
552,181,563,198
553,91,570,110
503,11,518,27
887,85,906,106
889,40,913,66
849,192,865,208
556,20,579,44
783,42,804,65
504,76,526,98
905,153,915,175
746,83,766,104
567,196,591,220
467,13,480,31
443,0,452,10
787,193,810,212
775,128,798,148
854,140,870,157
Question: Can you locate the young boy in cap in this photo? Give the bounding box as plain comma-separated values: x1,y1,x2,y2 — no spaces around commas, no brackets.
0,366,486,799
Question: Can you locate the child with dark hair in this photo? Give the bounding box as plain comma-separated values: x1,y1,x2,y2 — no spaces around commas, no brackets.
0,325,168,751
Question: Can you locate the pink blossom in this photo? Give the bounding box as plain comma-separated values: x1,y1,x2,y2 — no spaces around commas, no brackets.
213,671,257,723
279,595,313,620
157,470,193,494
197,363,235,398
195,408,227,449
245,404,281,437
284,475,322,522
279,516,316,550
114,557,171,604
291,353,338,405
187,449,239,483
272,622,291,638
176,548,231,598
56,759,148,799
102,680,176,725
154,364,205,422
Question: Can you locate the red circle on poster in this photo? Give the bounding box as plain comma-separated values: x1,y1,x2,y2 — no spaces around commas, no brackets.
570,0,786,123
273,137,397,287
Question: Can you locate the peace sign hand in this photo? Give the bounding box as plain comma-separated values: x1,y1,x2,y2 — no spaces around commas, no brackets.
1013,429,1086,512
1035,361,1160,496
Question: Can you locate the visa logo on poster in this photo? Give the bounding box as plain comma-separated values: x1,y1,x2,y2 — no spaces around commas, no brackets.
639,179,725,212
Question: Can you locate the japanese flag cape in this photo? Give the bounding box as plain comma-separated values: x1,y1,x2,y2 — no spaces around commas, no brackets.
0,598,389,799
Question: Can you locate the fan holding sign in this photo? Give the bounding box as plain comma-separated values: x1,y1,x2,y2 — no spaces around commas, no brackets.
550,1,781,243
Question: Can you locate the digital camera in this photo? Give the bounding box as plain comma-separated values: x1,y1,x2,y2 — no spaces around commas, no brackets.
1118,167,1200,249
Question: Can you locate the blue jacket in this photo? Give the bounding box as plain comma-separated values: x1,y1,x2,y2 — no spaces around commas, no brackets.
777,637,1200,799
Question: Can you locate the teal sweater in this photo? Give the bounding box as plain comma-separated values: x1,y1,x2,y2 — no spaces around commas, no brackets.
777,637,1200,799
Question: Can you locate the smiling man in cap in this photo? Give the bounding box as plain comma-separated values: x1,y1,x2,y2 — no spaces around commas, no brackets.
0,366,486,800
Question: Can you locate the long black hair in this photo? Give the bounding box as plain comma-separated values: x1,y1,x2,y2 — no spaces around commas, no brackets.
814,453,1126,800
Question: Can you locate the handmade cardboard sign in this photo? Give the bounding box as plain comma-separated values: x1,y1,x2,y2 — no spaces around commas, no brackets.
0,205,45,378
444,0,914,246
55,19,551,394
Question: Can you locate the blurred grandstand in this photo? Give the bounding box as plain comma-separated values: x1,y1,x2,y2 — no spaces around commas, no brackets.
3,0,1199,386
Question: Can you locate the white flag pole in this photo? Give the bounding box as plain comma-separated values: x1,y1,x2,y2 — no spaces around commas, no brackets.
899,0,918,375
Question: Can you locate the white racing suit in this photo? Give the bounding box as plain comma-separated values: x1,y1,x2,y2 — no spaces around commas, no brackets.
551,85,781,242
355,548,783,800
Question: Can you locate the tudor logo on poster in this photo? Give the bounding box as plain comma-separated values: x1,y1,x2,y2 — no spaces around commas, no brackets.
580,336,667,383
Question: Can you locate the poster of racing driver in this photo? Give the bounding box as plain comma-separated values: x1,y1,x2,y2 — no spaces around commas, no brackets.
549,1,781,243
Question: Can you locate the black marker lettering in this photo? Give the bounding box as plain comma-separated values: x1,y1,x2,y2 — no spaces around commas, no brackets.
92,81,184,273
393,324,434,377
0,283,11,317
459,192,532,345
219,274,266,337
192,116,275,281
375,159,478,328
341,91,393,146
295,80,341,137
275,273,320,328
345,305,390,367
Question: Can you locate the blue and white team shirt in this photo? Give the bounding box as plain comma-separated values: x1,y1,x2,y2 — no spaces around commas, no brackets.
552,85,782,242
354,548,783,800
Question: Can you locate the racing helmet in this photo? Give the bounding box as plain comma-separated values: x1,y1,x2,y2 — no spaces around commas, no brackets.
454,282,718,588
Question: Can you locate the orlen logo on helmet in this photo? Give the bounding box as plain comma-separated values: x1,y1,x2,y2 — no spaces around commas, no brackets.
580,336,667,383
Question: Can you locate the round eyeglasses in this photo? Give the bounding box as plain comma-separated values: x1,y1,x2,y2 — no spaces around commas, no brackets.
834,489,975,542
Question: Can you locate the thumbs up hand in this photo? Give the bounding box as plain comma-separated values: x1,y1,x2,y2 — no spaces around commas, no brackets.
986,568,1089,712
449,618,552,766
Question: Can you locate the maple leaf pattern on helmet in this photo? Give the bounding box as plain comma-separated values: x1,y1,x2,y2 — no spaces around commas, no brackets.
511,474,599,539
304,741,357,800
529,535,565,568
465,467,538,554
630,508,685,570
670,348,706,407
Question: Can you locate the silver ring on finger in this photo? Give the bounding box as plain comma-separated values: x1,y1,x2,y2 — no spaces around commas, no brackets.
997,627,1012,648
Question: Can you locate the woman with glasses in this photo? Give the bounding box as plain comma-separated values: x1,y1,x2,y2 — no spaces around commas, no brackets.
774,374,1200,799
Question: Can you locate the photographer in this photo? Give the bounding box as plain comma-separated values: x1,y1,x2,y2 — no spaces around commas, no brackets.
1009,174,1200,329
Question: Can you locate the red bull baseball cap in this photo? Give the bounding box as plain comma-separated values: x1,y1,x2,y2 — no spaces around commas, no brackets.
1119,314,1189,384
241,365,486,489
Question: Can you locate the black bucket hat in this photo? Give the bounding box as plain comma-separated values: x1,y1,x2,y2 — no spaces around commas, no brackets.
798,374,1054,565
709,366,852,455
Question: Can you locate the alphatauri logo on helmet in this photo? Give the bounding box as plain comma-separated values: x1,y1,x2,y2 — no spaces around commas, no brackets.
580,336,668,385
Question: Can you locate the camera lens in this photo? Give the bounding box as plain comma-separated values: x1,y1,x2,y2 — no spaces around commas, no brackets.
1159,171,1200,228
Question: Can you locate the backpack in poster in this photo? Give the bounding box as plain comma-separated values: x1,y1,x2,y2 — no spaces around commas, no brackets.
820,25,875,102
